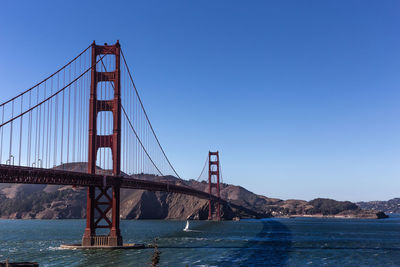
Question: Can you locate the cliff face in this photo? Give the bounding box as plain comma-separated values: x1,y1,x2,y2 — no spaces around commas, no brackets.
0,184,227,220
0,184,86,219
120,190,210,220
0,165,388,220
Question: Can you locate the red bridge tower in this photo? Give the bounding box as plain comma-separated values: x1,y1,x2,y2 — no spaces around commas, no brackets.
82,41,122,247
208,151,221,220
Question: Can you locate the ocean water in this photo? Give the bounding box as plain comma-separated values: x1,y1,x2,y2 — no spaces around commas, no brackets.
0,216,399,266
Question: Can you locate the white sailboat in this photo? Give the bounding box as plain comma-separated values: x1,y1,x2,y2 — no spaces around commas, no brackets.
183,220,190,231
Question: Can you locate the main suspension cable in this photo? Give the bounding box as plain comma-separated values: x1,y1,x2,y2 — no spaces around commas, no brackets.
98,57,169,177
196,154,209,181
121,105,163,176
120,49,181,179
0,44,92,107
0,53,107,128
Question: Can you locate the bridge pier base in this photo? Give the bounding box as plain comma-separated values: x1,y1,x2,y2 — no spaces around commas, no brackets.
82,235,123,247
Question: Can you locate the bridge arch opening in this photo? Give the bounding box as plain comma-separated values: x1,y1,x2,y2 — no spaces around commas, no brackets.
96,111,113,136
96,81,114,100
96,147,113,173
96,54,116,72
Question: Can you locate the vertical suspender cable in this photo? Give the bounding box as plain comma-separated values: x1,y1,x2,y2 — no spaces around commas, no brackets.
48,78,53,168
9,100,14,162
54,73,59,167
18,96,23,166
46,81,50,168
41,82,46,167
73,58,78,162
121,50,181,178
27,91,32,166
61,69,65,167
0,105,3,164
67,63,71,164
37,86,42,166
34,87,39,165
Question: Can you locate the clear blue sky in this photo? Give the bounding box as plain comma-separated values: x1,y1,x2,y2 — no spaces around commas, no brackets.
0,1,399,201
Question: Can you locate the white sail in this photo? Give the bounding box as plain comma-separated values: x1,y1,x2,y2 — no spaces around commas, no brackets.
184,220,190,231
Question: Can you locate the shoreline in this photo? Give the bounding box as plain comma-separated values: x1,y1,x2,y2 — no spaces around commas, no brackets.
0,213,389,220
274,213,389,219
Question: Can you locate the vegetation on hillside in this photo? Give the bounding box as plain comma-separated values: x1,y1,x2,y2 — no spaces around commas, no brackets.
308,198,359,215
0,190,76,216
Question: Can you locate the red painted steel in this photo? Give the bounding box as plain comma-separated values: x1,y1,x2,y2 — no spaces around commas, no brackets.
83,41,122,247
208,151,221,220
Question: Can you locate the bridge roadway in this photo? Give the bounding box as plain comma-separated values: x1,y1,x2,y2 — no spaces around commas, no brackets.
0,164,263,218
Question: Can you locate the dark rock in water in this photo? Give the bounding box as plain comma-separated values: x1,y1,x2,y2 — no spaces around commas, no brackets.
376,211,389,219
0,261,38,267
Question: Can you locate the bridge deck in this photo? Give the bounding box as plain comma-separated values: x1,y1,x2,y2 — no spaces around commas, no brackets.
0,164,263,218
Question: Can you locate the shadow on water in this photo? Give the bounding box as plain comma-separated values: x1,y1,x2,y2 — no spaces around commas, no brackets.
225,219,292,267
74,219,292,267
151,219,292,266
160,219,293,266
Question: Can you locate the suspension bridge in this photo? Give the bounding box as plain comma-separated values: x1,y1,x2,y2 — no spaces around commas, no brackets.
0,41,261,248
